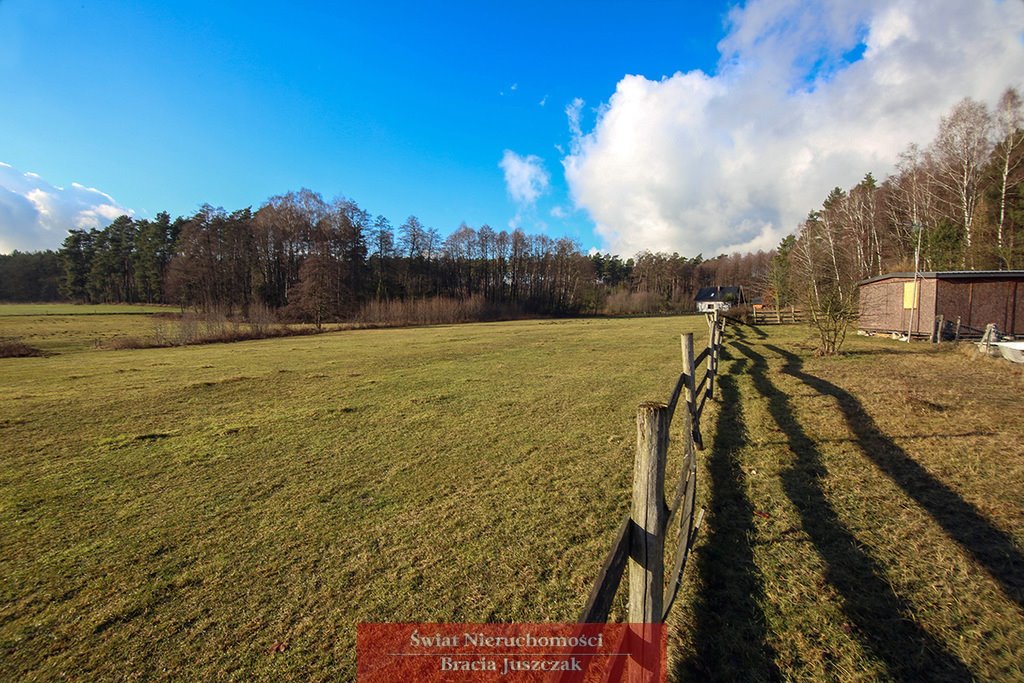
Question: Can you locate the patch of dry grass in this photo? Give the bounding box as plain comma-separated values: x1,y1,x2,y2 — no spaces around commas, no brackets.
670,324,1024,681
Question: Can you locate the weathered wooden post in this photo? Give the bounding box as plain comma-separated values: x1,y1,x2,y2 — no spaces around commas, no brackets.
681,333,696,419
629,403,668,625
706,312,719,400
681,332,701,449
983,322,997,353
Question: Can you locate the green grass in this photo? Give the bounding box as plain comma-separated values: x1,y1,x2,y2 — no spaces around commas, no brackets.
0,303,177,355
1,314,1022,681
0,303,324,355
0,303,173,316
1,315,703,680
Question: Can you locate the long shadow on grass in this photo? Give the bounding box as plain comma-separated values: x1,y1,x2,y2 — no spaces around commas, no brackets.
679,336,782,681
734,341,973,682
764,343,1024,610
726,318,768,340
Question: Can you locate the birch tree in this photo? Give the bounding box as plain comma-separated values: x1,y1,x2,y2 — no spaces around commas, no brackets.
993,87,1024,268
929,98,992,267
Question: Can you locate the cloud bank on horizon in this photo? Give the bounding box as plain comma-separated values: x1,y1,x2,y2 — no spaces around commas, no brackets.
563,0,1024,258
0,163,130,253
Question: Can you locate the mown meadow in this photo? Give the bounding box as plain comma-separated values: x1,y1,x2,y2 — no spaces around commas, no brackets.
1,305,1021,681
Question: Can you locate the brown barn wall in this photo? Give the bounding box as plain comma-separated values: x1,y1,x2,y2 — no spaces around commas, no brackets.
857,277,935,335
860,276,1024,336
935,280,971,329
918,279,938,335
857,281,898,331
1017,282,1024,335
937,279,1024,335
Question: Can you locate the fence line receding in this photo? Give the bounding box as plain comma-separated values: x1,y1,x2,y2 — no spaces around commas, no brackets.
579,311,727,624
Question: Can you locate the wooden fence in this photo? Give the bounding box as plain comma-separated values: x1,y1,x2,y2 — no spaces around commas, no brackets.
579,311,726,624
751,306,804,324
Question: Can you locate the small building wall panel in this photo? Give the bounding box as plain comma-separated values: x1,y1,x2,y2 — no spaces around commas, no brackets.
858,276,935,335
859,272,1024,337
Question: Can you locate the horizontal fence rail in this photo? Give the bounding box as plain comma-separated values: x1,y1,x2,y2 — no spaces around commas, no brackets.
579,311,726,626
751,306,804,324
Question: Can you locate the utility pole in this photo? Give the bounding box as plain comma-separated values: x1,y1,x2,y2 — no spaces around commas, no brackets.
907,222,923,342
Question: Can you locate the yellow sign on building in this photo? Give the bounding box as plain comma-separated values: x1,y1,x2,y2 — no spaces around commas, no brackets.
903,281,919,309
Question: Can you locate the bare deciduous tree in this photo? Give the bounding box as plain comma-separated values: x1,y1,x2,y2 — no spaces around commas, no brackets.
928,98,993,267
993,87,1024,267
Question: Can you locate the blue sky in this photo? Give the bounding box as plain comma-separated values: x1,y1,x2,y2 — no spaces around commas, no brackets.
2,0,1023,255
0,0,730,251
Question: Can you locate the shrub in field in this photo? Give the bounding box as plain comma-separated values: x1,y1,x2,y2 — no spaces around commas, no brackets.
357,295,519,326
602,290,664,315
724,304,752,324
109,307,316,349
105,336,153,350
0,337,46,357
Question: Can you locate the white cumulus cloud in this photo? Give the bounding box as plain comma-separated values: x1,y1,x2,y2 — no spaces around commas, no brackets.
0,162,131,253
563,0,1024,257
499,150,550,206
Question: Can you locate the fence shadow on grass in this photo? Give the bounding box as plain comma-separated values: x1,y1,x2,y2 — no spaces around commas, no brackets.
764,343,1024,611
728,319,768,339
679,329,782,681
734,341,973,682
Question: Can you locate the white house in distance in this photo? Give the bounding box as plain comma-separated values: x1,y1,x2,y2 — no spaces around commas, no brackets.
695,286,745,313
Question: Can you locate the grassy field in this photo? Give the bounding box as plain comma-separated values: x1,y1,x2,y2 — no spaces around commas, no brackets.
0,303,179,355
0,304,173,316
0,304,326,355
1,307,1022,680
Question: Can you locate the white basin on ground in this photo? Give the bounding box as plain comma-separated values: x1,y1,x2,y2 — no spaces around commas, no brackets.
996,341,1024,363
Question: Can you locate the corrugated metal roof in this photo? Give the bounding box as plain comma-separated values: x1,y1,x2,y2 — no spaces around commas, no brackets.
858,270,1024,286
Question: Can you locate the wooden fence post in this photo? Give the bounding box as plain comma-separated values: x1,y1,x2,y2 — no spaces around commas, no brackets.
629,403,667,624
681,333,696,417
706,313,718,400
681,332,700,449
983,322,996,353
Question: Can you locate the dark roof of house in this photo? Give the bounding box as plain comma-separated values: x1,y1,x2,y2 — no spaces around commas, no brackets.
695,286,744,302
858,270,1024,286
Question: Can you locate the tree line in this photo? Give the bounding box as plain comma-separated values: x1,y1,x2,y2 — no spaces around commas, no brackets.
0,251,61,302
3,189,767,319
